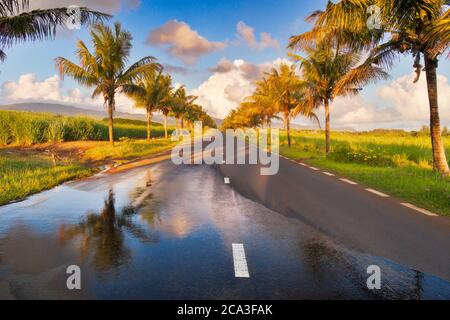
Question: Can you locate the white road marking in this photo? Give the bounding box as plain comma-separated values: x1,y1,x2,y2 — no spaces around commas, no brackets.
224,177,231,184
366,189,390,198
323,172,335,176
340,178,358,185
232,244,250,278
401,203,438,217
310,167,320,171
299,163,308,167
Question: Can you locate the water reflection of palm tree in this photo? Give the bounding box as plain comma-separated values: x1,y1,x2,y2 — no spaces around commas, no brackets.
58,190,158,273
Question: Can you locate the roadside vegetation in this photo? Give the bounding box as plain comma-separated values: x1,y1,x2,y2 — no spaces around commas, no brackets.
0,110,172,145
280,130,450,216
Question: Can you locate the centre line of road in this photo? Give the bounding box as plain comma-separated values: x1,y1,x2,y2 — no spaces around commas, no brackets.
232,243,250,278
340,178,358,185
366,189,390,197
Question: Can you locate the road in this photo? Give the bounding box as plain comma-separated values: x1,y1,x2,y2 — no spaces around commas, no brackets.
0,152,449,299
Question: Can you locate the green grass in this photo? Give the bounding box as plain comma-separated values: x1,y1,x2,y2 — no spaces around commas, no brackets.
280,130,450,216
0,153,94,206
0,110,174,146
85,138,177,161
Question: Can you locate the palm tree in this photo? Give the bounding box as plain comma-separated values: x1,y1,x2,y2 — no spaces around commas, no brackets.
289,0,450,174
170,86,197,130
241,79,281,131
129,71,171,142
0,0,110,62
56,22,160,146
290,43,388,155
265,63,317,148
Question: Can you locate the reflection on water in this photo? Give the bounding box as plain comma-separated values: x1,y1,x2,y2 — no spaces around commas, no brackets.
0,163,449,300
58,190,159,275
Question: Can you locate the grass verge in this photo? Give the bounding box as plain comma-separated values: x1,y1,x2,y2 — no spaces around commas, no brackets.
0,139,176,206
280,131,450,216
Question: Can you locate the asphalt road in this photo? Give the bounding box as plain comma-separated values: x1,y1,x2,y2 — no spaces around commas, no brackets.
0,146,449,299
218,151,450,282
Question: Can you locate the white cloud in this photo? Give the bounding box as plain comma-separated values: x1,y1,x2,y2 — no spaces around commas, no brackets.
295,72,450,130
192,58,290,118
147,20,226,65
236,21,279,50
0,73,140,114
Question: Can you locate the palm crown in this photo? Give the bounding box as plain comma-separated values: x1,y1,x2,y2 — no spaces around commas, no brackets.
0,0,110,61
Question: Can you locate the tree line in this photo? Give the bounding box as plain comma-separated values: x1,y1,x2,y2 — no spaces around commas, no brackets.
0,1,216,148
222,0,449,177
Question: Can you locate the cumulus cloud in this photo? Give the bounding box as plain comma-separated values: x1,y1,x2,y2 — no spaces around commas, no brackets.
147,20,226,65
29,0,140,13
236,21,279,50
192,58,290,118
295,72,450,130
1,73,139,114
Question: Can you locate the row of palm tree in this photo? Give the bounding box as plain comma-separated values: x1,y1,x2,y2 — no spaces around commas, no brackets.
288,0,450,176
0,1,215,147
225,0,449,177
55,22,216,145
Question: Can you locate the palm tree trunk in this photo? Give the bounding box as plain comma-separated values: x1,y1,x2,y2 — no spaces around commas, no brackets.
107,100,115,147
164,114,168,139
424,55,450,176
324,99,331,156
284,112,291,148
147,110,152,143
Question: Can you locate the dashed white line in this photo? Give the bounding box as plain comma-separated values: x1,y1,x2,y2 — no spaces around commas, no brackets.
401,203,438,217
340,178,358,185
366,189,390,198
232,243,250,278
323,172,335,177
224,177,230,184
299,163,308,167
309,167,320,171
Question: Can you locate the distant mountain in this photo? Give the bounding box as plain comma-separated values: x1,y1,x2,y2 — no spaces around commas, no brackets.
0,102,223,127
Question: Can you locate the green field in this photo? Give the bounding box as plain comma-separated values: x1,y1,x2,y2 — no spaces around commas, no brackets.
280,130,450,216
0,110,173,146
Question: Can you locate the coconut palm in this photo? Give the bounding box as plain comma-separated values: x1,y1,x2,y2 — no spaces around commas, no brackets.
265,63,317,148
170,86,198,130
241,79,281,131
0,0,110,62
291,43,388,155
129,71,172,142
289,0,450,174
56,22,160,146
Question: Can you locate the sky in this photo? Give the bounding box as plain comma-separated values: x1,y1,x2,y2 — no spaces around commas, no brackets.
0,0,449,130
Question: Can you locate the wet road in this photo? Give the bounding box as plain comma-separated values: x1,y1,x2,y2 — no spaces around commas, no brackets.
0,161,450,299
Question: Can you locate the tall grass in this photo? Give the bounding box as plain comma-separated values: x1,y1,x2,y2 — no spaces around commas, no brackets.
0,110,172,146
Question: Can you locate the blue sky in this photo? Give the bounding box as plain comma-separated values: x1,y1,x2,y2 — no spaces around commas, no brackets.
0,0,449,129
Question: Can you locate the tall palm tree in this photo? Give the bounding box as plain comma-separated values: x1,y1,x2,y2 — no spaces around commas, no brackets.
0,0,110,62
56,22,160,146
291,43,388,155
241,79,281,131
265,63,317,147
289,0,450,174
129,71,172,142
170,86,197,130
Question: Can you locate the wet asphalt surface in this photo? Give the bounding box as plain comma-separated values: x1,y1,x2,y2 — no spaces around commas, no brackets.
0,161,450,300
